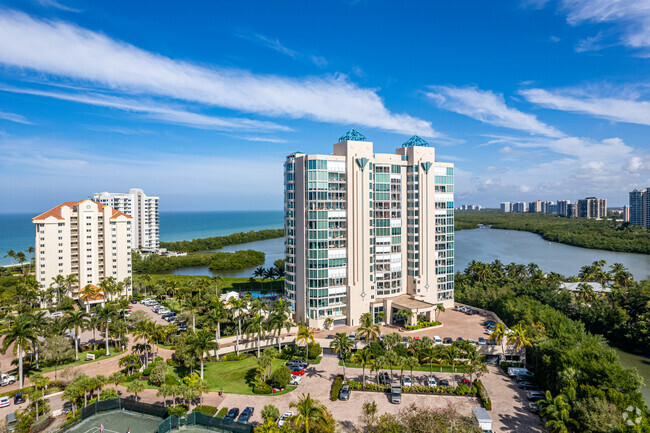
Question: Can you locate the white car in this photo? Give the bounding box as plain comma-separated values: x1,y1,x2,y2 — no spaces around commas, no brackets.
433,336,442,344
0,396,9,408
403,376,412,387
467,338,477,345
278,411,293,428
50,311,63,318
427,376,437,387
290,375,302,386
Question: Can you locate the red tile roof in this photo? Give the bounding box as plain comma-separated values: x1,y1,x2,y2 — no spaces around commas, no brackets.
33,200,133,221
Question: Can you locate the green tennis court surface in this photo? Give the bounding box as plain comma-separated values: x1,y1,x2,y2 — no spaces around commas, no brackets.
65,410,161,433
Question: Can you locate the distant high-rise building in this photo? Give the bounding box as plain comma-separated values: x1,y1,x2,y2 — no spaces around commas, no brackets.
629,188,649,228
500,202,511,212
577,197,607,219
528,200,542,213
622,205,630,223
557,200,571,217
459,204,482,210
33,200,132,305
93,188,159,250
568,203,578,218
512,202,527,213
284,130,454,328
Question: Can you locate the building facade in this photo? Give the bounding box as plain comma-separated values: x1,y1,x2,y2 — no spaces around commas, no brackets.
577,197,607,219
512,202,527,213
500,202,511,213
93,188,159,250
629,188,649,228
557,200,571,217
33,200,132,303
284,130,454,328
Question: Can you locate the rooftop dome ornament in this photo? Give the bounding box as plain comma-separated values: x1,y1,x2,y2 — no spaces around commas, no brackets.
402,135,429,147
339,128,368,142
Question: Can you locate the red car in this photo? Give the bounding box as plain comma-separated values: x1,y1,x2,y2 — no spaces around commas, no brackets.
290,366,305,376
460,378,472,387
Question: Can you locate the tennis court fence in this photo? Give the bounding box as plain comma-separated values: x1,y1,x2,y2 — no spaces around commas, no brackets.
80,397,168,420
158,411,253,433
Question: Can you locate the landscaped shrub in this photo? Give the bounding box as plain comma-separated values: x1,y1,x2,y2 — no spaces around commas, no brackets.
216,407,228,418
254,382,272,394
100,388,118,400
330,375,344,401
305,343,322,360
167,404,189,417
142,366,153,376
149,362,167,386
272,366,292,388
403,320,441,330
222,352,247,361
193,405,218,416
475,380,492,410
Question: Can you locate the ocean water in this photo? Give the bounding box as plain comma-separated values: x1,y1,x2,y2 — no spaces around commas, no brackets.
0,210,284,266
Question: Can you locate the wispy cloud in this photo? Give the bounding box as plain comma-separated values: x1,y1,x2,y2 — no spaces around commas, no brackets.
425,85,564,137
0,11,435,137
0,110,32,125
35,0,82,13
520,86,650,126
0,84,290,132
237,32,328,67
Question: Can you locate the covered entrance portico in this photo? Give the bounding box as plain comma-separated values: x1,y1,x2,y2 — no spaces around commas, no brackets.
375,294,437,326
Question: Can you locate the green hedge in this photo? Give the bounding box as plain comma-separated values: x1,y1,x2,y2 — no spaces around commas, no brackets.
167,404,189,417
222,352,247,361
193,405,218,416
403,320,441,331
475,380,491,410
330,375,344,401
216,407,229,418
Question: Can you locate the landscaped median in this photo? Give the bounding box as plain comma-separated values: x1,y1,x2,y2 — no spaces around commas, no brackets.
338,359,470,373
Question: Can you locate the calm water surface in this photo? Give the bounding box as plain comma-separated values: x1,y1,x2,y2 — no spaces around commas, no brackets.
614,348,650,404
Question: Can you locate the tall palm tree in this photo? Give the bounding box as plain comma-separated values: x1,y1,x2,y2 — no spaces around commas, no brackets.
268,299,293,352
189,329,217,379
80,284,101,311
351,349,373,387
445,344,461,384
385,349,399,380
205,298,229,358
489,322,508,360
64,273,79,298
30,310,50,369
245,313,266,358
508,323,532,366
434,303,446,321
50,274,66,304
253,266,265,290
0,314,36,388
296,325,315,361
540,392,578,433
64,310,89,360
96,305,116,356
404,356,420,391
289,393,327,433
357,312,380,342
184,294,204,333
330,333,353,378
229,297,248,355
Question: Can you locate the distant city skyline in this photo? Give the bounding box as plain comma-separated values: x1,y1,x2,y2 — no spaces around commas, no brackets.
0,1,649,212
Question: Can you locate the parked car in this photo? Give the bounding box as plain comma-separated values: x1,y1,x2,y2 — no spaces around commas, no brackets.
403,376,412,387
456,337,463,342
460,378,471,387
13,393,24,405
6,413,17,432
478,337,486,345
224,408,240,420
427,376,437,387
177,324,188,332
402,337,409,345
290,366,305,376
50,311,63,318
467,339,477,345
527,391,546,401
349,332,356,340
517,372,536,382
528,402,540,413
482,320,495,326
278,412,293,428
290,375,302,386
439,379,450,387
1,373,16,386
519,382,539,390
339,385,350,401
287,359,309,369
379,333,385,341
130,299,138,304
378,372,391,385
443,337,453,344
239,407,254,423
433,336,442,344
0,396,9,408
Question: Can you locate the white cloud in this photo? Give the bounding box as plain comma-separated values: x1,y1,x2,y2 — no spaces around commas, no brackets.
0,85,290,132
0,10,435,137
0,110,32,125
238,32,329,68
520,87,650,126
425,85,564,137
36,0,82,13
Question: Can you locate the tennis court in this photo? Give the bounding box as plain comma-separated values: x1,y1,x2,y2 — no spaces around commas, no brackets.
65,410,162,433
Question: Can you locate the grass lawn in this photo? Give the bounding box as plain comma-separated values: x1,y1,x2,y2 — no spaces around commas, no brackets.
203,357,287,394
30,347,123,375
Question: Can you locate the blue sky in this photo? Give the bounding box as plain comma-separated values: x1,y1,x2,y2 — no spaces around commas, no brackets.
0,0,649,213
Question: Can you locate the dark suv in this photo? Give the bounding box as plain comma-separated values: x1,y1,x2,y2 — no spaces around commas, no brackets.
378,372,391,385
224,408,240,421
287,359,309,369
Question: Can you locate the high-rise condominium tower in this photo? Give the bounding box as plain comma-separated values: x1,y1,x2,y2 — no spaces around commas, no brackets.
33,199,132,303
629,188,649,228
577,197,607,219
284,130,454,328
93,188,159,250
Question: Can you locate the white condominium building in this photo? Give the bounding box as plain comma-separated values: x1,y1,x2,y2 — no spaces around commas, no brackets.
33,199,133,302
284,130,455,328
93,188,159,250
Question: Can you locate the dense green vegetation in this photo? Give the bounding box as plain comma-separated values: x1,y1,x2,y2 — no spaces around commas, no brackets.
132,249,265,274
455,210,650,254
160,228,284,252
456,260,650,432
